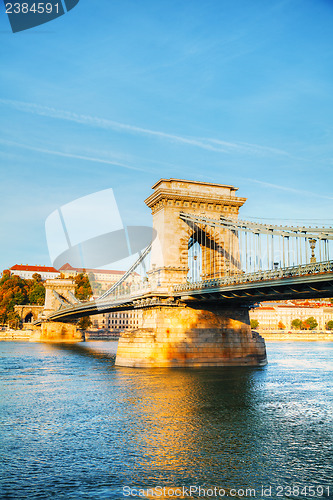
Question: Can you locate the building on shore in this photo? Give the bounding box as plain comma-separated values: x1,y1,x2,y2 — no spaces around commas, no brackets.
58,263,141,293
250,300,333,331
8,263,143,335
91,310,143,336
10,264,60,281
58,264,142,335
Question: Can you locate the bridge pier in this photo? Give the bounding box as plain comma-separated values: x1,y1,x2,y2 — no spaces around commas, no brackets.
115,304,267,367
30,322,83,342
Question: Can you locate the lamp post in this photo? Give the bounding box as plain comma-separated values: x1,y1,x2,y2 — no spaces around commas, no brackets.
309,239,317,263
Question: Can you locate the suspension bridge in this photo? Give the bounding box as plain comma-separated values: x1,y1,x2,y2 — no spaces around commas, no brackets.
38,179,333,367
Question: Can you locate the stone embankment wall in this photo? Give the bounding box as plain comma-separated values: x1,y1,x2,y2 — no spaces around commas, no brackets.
261,331,333,341
0,329,32,341
84,330,120,341
0,328,119,342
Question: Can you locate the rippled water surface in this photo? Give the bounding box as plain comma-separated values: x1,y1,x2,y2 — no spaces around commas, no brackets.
0,341,332,499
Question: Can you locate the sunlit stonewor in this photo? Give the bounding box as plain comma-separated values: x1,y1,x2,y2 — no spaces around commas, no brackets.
37,178,333,367
116,179,265,367
145,179,245,287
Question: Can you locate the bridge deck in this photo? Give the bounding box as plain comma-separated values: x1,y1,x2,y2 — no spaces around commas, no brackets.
36,260,333,324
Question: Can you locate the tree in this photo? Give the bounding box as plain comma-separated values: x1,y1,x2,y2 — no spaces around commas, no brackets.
74,274,92,300
278,321,286,330
0,269,46,324
304,316,318,330
7,311,20,329
326,320,333,330
88,272,102,296
0,270,29,324
78,316,92,330
32,273,42,283
291,319,302,330
250,319,259,329
29,282,45,305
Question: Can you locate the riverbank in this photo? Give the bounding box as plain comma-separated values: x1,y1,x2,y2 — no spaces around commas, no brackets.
1,329,332,342
0,329,120,342
0,329,32,341
261,331,333,341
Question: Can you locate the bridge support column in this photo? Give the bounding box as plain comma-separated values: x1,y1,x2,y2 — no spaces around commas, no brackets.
115,305,267,367
30,322,83,342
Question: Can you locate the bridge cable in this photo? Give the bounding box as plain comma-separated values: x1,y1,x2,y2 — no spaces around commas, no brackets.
97,243,152,301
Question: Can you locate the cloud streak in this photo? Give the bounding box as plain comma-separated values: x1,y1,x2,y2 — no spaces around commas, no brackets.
0,98,291,157
0,138,154,174
2,139,326,204
243,177,333,201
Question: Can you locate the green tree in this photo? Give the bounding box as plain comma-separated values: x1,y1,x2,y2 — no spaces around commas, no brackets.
291,319,302,330
78,316,92,330
250,319,259,329
28,283,45,305
326,320,333,330
32,273,42,283
304,316,318,330
7,311,20,329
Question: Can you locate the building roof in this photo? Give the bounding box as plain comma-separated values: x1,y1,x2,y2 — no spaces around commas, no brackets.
10,264,60,273
59,263,129,275
151,178,239,191
258,300,332,309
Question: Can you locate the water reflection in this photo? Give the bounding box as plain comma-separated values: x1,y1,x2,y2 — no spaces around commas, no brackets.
47,341,117,363
0,341,332,499
112,367,267,489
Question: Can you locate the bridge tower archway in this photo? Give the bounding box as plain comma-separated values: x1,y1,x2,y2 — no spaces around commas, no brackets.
145,179,246,290
188,237,202,282
24,312,34,323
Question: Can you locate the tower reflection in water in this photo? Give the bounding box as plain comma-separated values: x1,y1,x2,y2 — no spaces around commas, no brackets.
42,342,331,497
113,366,266,490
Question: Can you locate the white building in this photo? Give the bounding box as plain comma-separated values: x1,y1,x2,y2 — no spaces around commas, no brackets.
59,264,141,292
10,264,60,281
250,300,333,331
92,309,143,335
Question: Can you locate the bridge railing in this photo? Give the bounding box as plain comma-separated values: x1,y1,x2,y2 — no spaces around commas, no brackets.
96,280,153,304
173,260,333,293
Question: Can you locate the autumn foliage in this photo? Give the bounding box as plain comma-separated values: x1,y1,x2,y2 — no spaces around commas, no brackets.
0,270,45,324
74,273,92,301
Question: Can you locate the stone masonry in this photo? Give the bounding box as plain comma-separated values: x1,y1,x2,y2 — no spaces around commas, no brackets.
116,179,267,367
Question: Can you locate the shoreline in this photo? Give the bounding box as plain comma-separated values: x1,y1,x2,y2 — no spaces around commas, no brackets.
0,329,121,342
0,330,332,342
261,332,333,341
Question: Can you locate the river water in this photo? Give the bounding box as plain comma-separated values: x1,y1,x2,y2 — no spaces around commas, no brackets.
0,341,332,500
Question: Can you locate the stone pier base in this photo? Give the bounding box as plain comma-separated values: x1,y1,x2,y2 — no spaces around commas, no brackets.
30,322,83,343
115,305,267,367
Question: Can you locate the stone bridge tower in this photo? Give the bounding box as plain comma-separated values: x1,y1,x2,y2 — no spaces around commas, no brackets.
31,278,81,343
145,179,247,290
43,278,76,317
116,179,266,368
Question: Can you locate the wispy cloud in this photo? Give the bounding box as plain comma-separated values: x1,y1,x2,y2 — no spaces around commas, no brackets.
0,98,291,157
0,138,153,173
203,138,290,157
243,177,333,201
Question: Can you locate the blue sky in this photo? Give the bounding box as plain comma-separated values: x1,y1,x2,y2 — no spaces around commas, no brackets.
0,0,333,271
